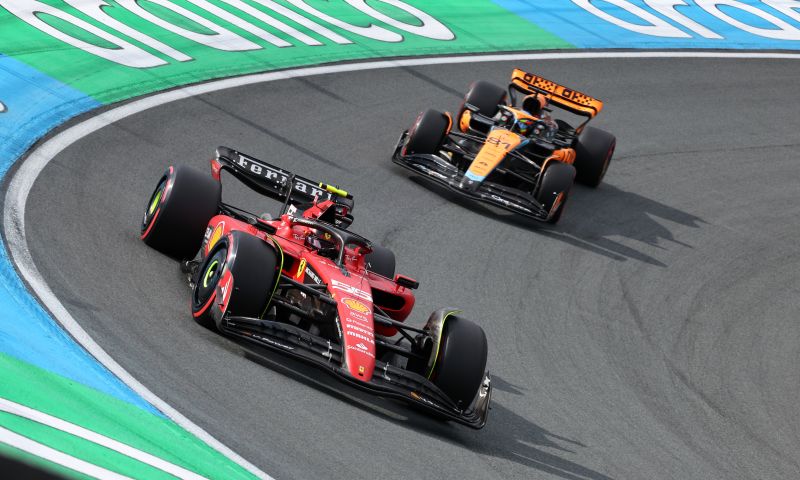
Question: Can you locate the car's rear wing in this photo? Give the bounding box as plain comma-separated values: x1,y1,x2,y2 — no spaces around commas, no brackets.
214,146,353,213
509,69,603,118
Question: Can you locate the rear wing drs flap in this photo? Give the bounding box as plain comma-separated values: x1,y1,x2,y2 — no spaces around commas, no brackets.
510,69,603,118
214,146,353,212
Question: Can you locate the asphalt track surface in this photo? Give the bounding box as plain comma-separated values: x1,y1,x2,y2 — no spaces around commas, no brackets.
18,58,800,480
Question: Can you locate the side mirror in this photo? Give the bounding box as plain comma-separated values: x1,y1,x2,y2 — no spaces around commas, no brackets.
395,274,419,290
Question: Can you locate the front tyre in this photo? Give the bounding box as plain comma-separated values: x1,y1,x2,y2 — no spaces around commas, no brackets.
574,126,616,187
404,109,449,156
191,232,278,329
141,165,220,259
535,162,576,224
431,316,488,409
459,80,506,120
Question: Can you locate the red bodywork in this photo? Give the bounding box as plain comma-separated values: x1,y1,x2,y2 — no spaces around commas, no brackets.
198,196,415,383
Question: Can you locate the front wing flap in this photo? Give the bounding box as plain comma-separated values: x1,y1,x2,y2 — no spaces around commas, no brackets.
392,132,551,222
221,315,491,429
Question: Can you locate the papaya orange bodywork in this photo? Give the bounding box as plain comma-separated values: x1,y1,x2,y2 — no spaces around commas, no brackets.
459,110,471,132
550,148,576,165
443,111,453,134
511,68,603,118
467,129,523,179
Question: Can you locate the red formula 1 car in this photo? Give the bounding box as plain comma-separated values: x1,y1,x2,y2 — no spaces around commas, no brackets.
140,147,491,428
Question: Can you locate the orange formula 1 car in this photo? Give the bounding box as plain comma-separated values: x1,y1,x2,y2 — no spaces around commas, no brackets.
392,69,616,223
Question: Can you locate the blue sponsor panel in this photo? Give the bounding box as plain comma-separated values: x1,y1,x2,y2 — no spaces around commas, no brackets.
494,0,800,49
0,54,157,413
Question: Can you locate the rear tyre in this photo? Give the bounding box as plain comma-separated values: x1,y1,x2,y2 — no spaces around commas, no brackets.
365,245,396,279
574,126,616,187
431,316,488,408
191,232,278,329
535,162,576,224
141,165,220,259
404,109,449,156
459,80,507,119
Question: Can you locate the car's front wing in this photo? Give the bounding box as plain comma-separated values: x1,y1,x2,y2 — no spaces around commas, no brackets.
392,131,551,222
221,315,491,429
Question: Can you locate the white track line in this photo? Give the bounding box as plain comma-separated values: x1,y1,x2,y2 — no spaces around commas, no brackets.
0,397,208,479
4,50,799,480
0,426,135,480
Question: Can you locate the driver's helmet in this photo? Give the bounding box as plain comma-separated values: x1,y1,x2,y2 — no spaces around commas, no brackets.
522,94,548,117
514,117,536,136
305,232,337,259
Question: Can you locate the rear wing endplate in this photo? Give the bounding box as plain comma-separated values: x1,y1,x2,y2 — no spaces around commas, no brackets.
214,146,353,210
510,69,603,118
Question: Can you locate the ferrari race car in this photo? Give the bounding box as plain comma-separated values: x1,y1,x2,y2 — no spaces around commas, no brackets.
140,147,491,428
392,69,616,223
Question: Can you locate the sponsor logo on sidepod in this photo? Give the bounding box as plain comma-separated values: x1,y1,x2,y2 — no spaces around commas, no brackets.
207,222,224,252
295,258,307,279
305,268,322,285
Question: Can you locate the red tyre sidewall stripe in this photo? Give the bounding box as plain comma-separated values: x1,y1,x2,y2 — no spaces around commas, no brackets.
140,209,161,240
192,290,217,318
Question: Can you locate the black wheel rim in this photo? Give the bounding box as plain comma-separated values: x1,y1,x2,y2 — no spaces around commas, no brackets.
192,246,227,310
141,176,167,235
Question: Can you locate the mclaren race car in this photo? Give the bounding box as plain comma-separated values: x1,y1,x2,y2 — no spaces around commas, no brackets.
392,69,616,223
140,147,491,428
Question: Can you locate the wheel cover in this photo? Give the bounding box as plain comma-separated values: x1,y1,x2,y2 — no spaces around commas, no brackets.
193,247,227,309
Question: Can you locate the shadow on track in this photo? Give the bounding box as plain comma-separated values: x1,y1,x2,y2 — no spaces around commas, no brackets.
225,339,613,480
406,173,703,268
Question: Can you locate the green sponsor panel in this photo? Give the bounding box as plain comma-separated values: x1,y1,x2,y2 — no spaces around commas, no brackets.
0,353,257,480
0,0,570,104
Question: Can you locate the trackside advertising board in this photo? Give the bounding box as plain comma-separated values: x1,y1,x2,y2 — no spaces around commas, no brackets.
1,1,799,479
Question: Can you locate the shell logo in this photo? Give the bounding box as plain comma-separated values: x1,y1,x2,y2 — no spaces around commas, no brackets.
343,298,370,314
207,222,224,253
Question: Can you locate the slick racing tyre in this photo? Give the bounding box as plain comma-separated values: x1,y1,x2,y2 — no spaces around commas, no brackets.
430,316,488,409
141,165,220,259
458,80,507,120
191,232,278,329
404,109,449,156
535,162,576,224
365,245,396,279
574,126,616,187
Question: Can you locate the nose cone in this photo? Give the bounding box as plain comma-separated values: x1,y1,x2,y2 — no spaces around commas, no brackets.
459,171,484,192
338,297,376,382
